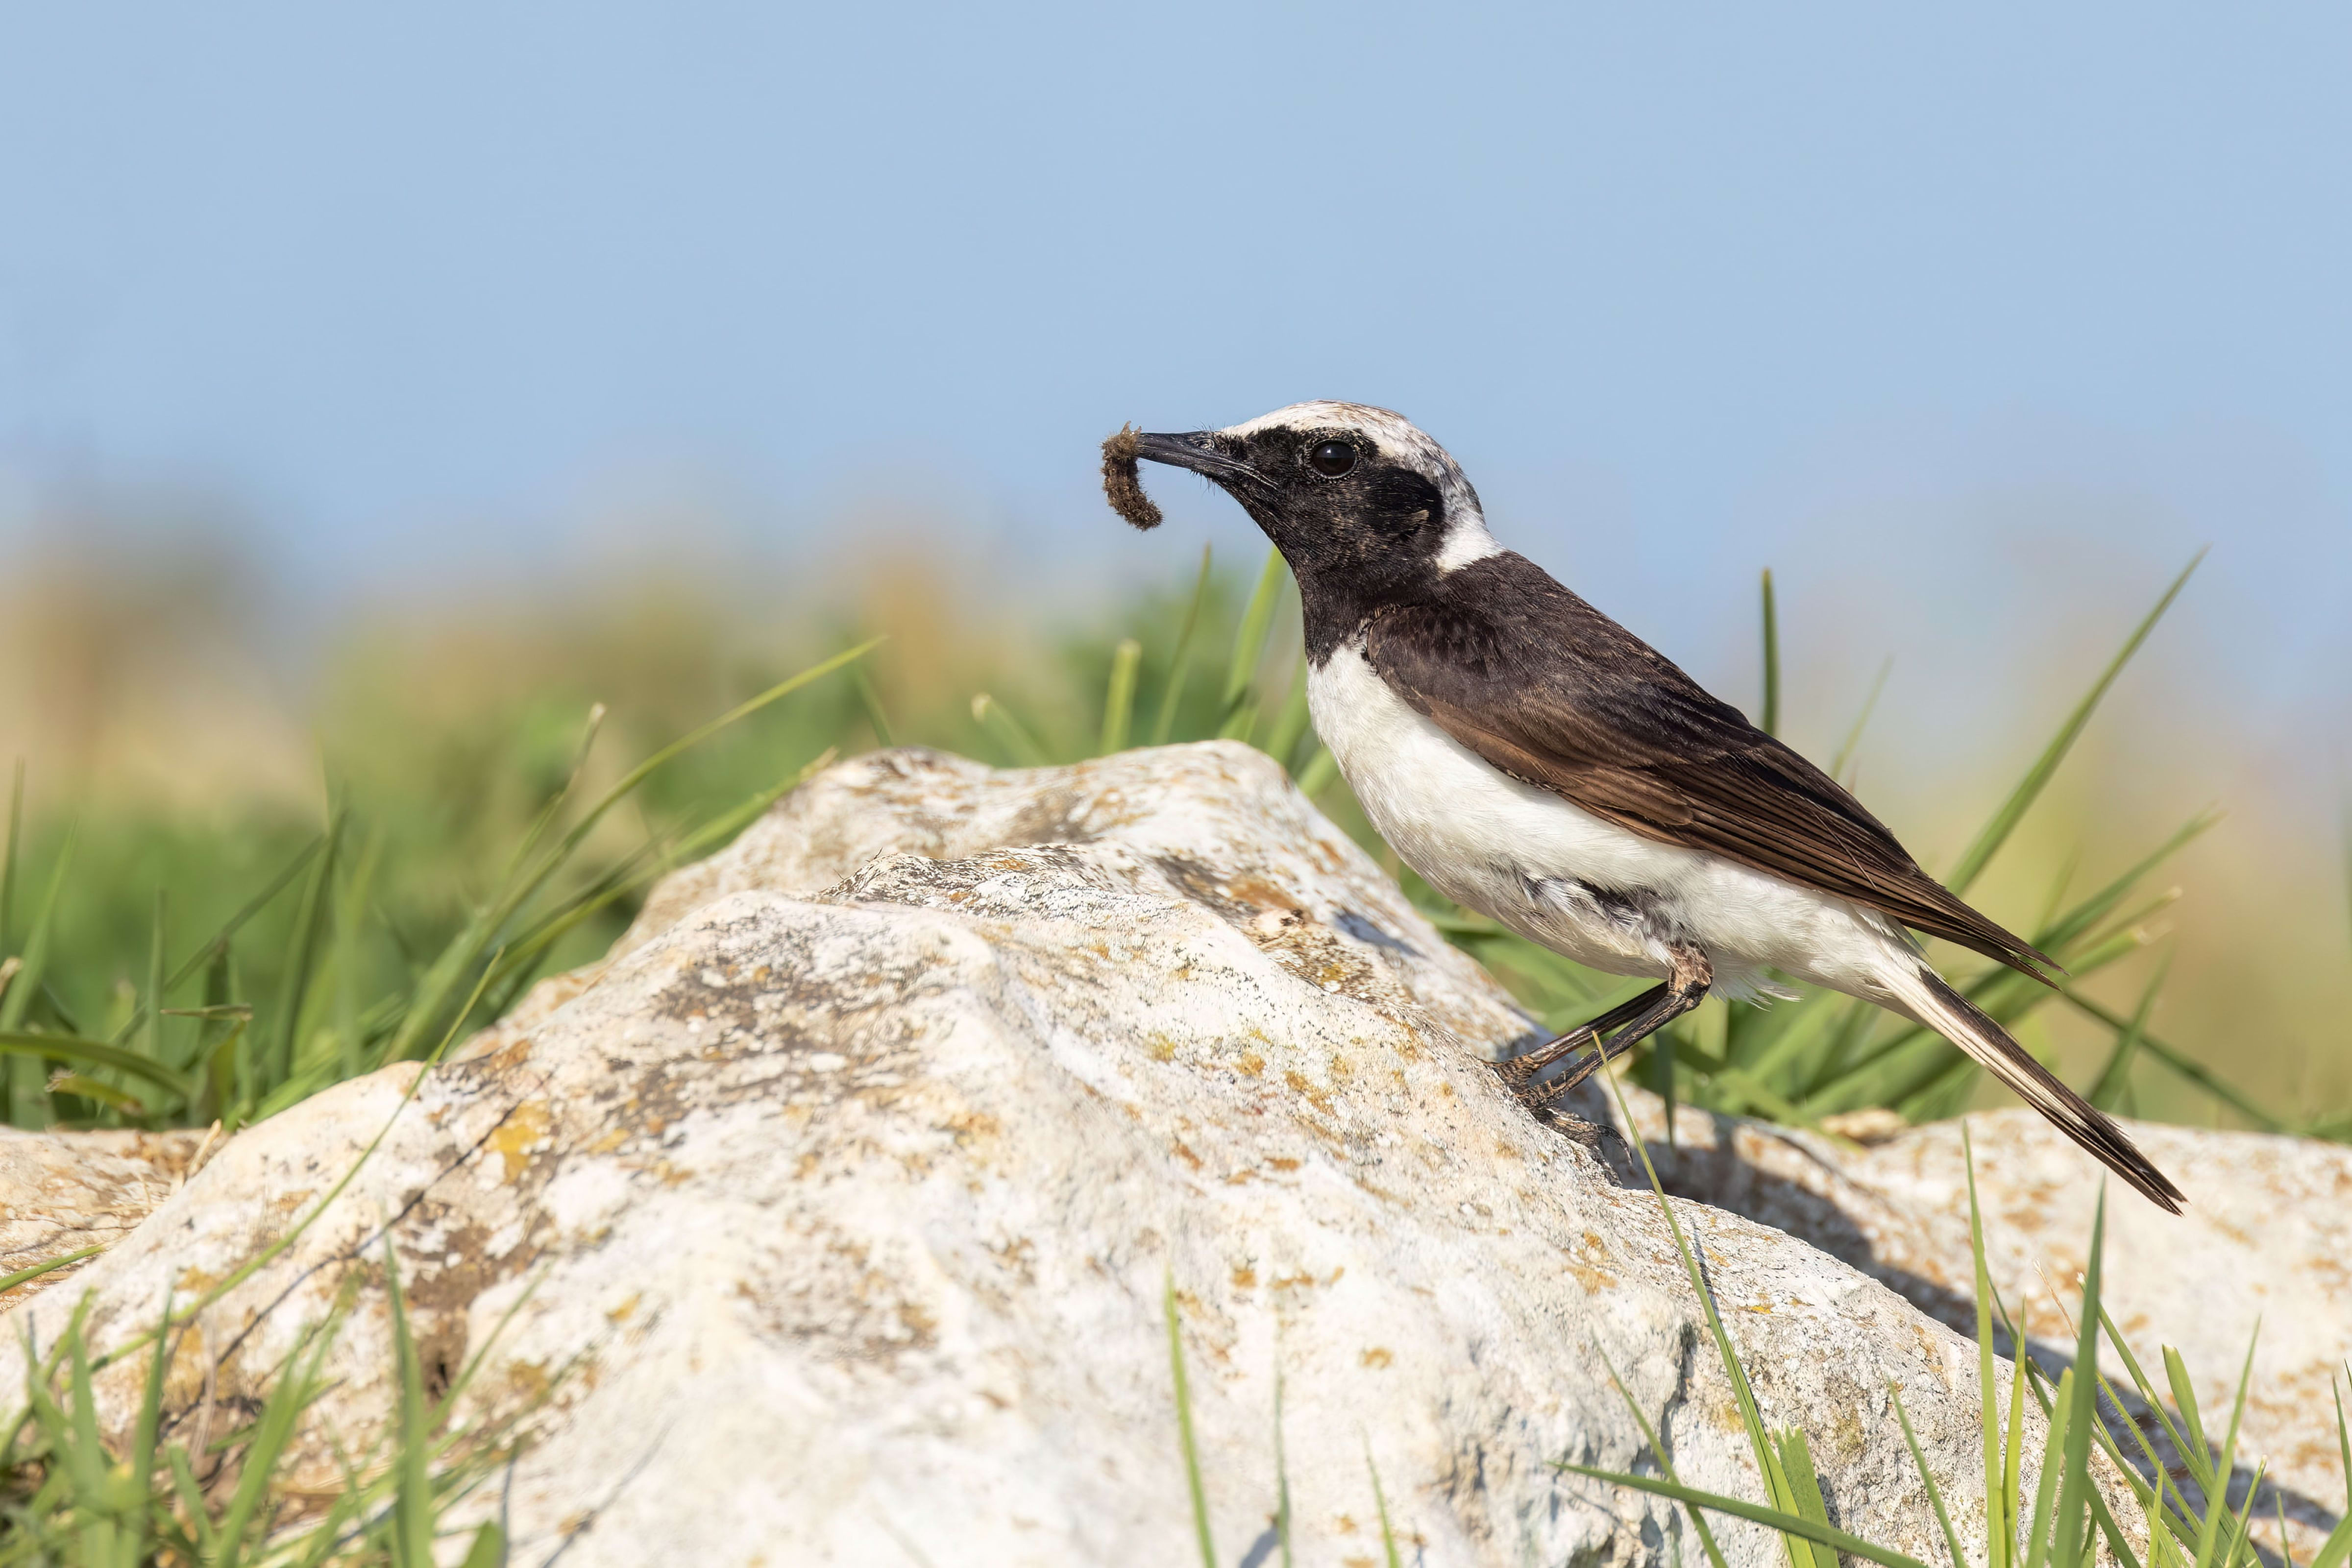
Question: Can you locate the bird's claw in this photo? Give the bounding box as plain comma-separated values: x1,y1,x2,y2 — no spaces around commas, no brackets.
1498,1027,1601,1103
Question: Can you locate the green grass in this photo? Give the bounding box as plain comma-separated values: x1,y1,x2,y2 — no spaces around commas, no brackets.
0,1253,529,1566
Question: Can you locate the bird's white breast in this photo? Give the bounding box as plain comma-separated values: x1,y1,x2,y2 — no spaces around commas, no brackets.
1305,640,1909,997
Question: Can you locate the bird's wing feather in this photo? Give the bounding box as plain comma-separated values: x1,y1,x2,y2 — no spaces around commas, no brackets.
1363,558,2058,980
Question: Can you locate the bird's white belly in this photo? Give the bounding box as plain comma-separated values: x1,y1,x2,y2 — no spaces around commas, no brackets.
1306,643,1907,998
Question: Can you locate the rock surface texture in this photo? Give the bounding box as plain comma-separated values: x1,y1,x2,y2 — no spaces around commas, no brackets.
0,1127,204,1293
4,744,2124,1565
1617,1093,2352,1550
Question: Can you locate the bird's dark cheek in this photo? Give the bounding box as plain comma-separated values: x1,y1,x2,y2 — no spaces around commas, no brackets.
1238,498,1300,550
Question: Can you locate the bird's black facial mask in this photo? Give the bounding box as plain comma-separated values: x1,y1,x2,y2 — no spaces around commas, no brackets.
1127,424,1453,593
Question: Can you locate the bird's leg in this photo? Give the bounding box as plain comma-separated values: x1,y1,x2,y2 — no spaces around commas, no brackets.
1498,984,1669,1089
1522,945,1713,1106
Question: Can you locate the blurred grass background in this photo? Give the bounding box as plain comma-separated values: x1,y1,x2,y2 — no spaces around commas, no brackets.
0,508,2343,1138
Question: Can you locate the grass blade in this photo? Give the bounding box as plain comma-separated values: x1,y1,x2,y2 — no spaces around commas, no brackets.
0,1243,102,1300
1221,546,1287,720
383,641,876,1067
2086,958,2168,1110
0,1033,202,1102
1596,1341,1732,1568
144,888,171,1084
1599,1064,1805,1554
1556,1464,1934,1568
854,663,896,748
970,693,1050,767
265,813,342,1090
1150,545,1215,747
2339,1371,2350,1513
2044,1190,2107,1568
125,1289,175,1567
1775,1429,1838,1568
0,758,20,956
2061,989,2288,1132
65,1319,113,1564
212,1323,337,1560
1100,637,1143,755
1890,1384,1967,1568
1831,657,1893,784
2163,1344,2220,1508
459,1523,508,1568
1262,655,1313,774
388,1242,435,1568
1945,552,2201,896
1367,1443,1405,1568
1164,1273,1216,1568
1759,568,1781,737
1965,1127,2017,1568
2,822,74,1127
105,832,329,1053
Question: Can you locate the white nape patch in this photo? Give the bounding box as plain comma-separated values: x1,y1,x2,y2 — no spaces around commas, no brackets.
1431,513,1502,573
1306,641,1917,1003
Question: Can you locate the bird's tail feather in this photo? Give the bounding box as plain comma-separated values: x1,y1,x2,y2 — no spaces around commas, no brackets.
1880,963,2186,1213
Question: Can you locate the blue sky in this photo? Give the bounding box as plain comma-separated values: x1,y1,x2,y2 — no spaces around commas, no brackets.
3,3,2347,730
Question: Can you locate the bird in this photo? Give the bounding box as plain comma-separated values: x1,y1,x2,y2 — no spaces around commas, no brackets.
1113,401,2184,1213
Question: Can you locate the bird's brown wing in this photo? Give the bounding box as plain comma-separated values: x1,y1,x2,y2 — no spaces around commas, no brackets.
1363,558,2057,981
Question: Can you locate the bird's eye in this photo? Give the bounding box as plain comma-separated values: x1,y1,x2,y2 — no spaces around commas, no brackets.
1306,440,1358,478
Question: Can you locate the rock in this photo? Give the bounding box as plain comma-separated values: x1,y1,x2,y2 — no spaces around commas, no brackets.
1615,1090,2352,1551
2,744,2089,1566
0,1126,207,1300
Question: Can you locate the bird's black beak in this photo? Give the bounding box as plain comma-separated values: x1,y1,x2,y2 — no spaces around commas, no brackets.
1134,430,1261,489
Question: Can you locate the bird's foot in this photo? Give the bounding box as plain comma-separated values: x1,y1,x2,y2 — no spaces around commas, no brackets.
1497,1024,1600,1097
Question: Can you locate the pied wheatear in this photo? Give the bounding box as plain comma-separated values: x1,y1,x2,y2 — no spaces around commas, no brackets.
1106,401,2183,1212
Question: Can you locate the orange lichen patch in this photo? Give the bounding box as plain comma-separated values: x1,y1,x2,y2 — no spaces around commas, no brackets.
1171,1138,1202,1169
1360,1347,1393,1369
1222,875,1302,915
1562,1231,1619,1292
607,1292,642,1325
1267,1157,1300,1173
1283,1070,1338,1119
1146,1036,1179,1062
1235,1051,1266,1077
506,1359,553,1404
486,1100,554,1182
1231,1265,1257,1290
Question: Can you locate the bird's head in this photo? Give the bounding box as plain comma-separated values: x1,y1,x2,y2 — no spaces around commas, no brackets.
1127,402,1499,596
